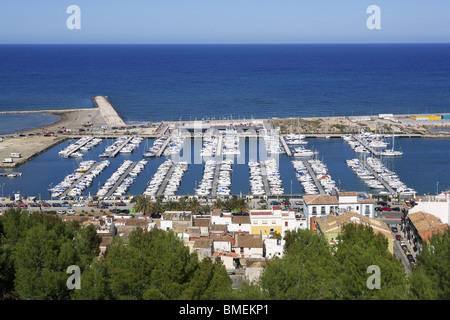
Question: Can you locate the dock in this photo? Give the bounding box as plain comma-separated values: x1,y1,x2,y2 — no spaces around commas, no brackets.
64,136,95,157
211,163,222,197
279,136,292,156
259,162,271,196
105,162,138,198
156,137,172,158
156,163,176,197
302,160,326,194
352,135,382,156
109,136,134,158
60,162,102,198
215,135,223,158
360,160,396,195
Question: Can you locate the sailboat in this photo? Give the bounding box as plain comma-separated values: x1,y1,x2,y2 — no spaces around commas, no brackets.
380,130,403,156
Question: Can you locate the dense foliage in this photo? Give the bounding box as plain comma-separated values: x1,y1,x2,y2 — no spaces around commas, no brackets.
0,208,448,300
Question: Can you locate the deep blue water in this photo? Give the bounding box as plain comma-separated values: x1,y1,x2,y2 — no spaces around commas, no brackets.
1,44,450,124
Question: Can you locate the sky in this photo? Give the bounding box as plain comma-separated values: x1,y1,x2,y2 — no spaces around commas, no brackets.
0,0,449,44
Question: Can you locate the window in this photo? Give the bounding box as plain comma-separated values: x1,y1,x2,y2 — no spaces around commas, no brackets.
271,220,276,224
285,222,288,227
365,205,370,214
270,228,274,234
312,207,317,215
321,206,326,214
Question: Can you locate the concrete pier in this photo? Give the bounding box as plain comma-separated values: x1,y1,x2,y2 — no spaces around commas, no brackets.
259,162,271,196
156,163,176,197
92,96,127,127
63,136,95,158
361,161,396,195
109,136,134,158
105,162,138,198
156,137,171,158
279,136,292,156
211,163,221,197
60,162,102,198
302,160,326,194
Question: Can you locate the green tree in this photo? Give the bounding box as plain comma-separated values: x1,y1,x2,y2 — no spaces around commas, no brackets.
259,229,339,299
409,229,450,300
334,223,409,299
131,195,153,214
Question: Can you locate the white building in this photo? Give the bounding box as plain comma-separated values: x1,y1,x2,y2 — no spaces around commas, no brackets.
264,238,285,259
302,192,375,228
409,192,450,225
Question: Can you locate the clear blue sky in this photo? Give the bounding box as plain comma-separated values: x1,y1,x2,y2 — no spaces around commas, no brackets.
0,0,449,44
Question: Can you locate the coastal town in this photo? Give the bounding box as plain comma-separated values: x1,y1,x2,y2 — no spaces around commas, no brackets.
1,96,449,290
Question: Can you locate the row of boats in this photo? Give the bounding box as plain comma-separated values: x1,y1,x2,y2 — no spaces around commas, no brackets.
307,159,338,194
96,159,146,198
144,159,173,197
265,159,284,195
66,160,110,198
216,159,234,196
248,160,267,196
195,160,216,196
364,157,415,195
292,160,319,195
58,137,102,158
346,158,386,190
99,136,144,157
163,136,185,157
344,133,403,156
162,161,188,197
49,160,108,198
144,137,168,157
284,133,308,145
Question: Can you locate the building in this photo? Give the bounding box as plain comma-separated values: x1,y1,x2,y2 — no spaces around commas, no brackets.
250,210,283,236
408,192,450,225
403,211,449,255
264,238,285,259
315,211,395,254
233,233,264,259
302,192,375,228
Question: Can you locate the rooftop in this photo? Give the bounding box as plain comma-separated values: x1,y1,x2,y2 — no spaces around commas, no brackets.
408,211,448,242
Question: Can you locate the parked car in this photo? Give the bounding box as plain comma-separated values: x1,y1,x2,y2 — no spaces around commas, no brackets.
381,207,391,211
391,226,398,233
66,209,76,215
52,203,62,207
41,203,51,207
406,254,415,264
377,201,388,206
120,209,130,214
270,201,280,205
115,201,126,206
395,235,401,241
73,203,84,207
401,244,408,252
391,207,400,211
61,203,72,207
109,208,121,214
56,209,66,215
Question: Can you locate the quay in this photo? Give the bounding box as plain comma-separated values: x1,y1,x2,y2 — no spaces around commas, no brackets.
156,163,176,197
279,135,292,156
92,96,127,128
211,163,222,198
360,160,396,195
109,136,134,158
259,162,271,196
105,162,138,198
302,160,326,194
60,162,102,198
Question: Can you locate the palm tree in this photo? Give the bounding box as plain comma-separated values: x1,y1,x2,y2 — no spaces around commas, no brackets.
131,195,153,214
236,198,249,213
188,197,202,214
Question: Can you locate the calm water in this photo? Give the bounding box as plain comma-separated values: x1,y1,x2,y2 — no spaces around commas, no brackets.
1,44,450,125
1,137,449,199
0,113,60,135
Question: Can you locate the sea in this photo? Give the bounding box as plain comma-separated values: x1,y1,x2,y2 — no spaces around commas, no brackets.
0,44,449,198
